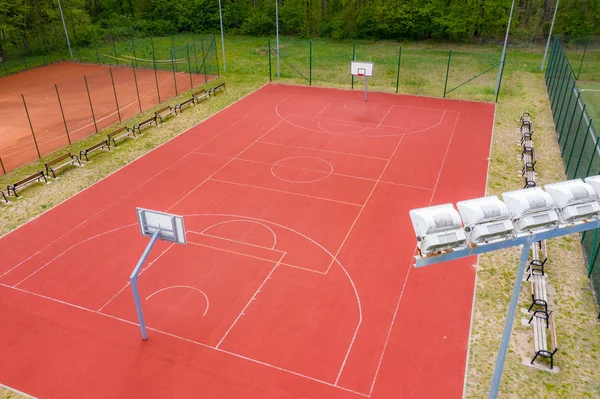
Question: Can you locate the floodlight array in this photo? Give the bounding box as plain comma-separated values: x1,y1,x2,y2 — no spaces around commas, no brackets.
410,177,600,257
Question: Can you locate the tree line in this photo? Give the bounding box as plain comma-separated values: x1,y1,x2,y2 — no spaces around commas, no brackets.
0,0,599,51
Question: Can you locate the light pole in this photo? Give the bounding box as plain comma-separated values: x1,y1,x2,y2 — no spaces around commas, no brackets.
496,0,516,95
57,0,73,59
541,0,560,71
218,0,226,72
275,0,280,78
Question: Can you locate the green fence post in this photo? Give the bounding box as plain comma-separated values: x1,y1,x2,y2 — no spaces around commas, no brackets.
551,56,567,112
545,36,557,80
495,53,507,103
131,61,142,112
268,39,272,82
588,230,600,277
309,40,312,86
109,68,121,122
111,28,118,67
92,27,100,64
214,36,221,76
351,42,356,89
559,90,581,143
171,35,178,72
83,75,98,133
561,104,585,154
152,52,161,103
576,36,589,80
585,227,598,265
573,125,593,177
1,57,7,75
585,136,600,177
200,39,208,82
55,84,71,144
396,46,402,94
443,49,452,98
170,49,178,96
192,34,199,74
186,44,193,89
130,30,137,68
550,44,566,99
568,119,593,173
556,78,574,129
566,119,592,175
22,94,41,159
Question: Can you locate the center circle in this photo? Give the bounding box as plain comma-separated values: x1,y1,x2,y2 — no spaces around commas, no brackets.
271,156,334,183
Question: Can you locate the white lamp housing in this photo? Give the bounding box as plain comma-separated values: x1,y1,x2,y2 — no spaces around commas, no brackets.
409,204,467,256
545,179,600,223
457,196,514,243
502,187,559,233
584,175,600,199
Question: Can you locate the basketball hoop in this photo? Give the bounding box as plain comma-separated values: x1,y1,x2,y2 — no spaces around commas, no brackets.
350,61,374,102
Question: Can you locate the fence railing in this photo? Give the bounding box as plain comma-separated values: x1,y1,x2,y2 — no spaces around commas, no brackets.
0,35,218,174
545,36,600,317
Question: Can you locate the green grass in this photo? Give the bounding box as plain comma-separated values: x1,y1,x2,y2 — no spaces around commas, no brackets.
1,35,600,399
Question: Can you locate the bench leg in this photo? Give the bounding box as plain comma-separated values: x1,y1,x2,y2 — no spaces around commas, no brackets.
530,352,540,365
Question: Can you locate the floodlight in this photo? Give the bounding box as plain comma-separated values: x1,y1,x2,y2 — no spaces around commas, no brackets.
584,175,600,198
545,179,600,223
502,187,559,232
457,196,514,243
409,204,467,256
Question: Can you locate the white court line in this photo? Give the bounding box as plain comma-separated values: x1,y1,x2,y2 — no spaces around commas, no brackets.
0,383,37,399
330,134,405,386
208,178,363,207
183,213,364,391
312,98,336,121
198,219,279,249
376,106,393,129
0,88,263,281
165,97,290,212
317,120,369,135
367,111,461,397
271,156,334,183
146,285,210,317
97,242,176,313
10,223,137,287
216,252,286,348
192,151,432,191
258,141,390,161
403,111,447,135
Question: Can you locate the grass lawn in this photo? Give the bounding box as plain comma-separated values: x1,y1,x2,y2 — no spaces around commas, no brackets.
1,35,600,398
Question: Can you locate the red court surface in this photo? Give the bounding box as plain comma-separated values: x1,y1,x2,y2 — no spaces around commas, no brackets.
0,84,494,398
0,62,210,173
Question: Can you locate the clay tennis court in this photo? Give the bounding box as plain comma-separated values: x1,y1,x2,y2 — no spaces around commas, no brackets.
0,84,494,398
0,62,210,173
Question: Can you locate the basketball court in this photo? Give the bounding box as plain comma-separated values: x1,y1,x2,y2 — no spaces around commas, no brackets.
0,83,494,398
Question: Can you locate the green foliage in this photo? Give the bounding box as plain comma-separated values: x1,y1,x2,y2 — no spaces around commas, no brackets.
0,0,599,52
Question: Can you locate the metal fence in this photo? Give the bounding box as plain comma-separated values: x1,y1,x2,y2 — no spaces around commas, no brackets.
267,38,507,102
545,36,600,317
0,34,219,174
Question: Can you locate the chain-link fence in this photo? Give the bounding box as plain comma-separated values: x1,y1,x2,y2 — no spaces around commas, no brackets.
266,38,506,102
545,36,600,317
0,34,218,174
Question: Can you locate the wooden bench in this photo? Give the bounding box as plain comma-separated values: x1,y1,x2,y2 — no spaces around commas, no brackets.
174,97,196,113
209,82,226,97
0,191,7,204
521,149,536,174
527,274,548,313
80,140,110,161
523,169,536,188
520,123,533,144
529,310,558,369
108,126,135,147
133,116,157,134
526,241,548,277
192,89,210,104
155,106,177,123
45,153,81,178
7,171,47,197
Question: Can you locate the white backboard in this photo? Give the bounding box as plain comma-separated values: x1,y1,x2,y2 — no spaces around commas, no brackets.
351,61,374,77
137,208,186,244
